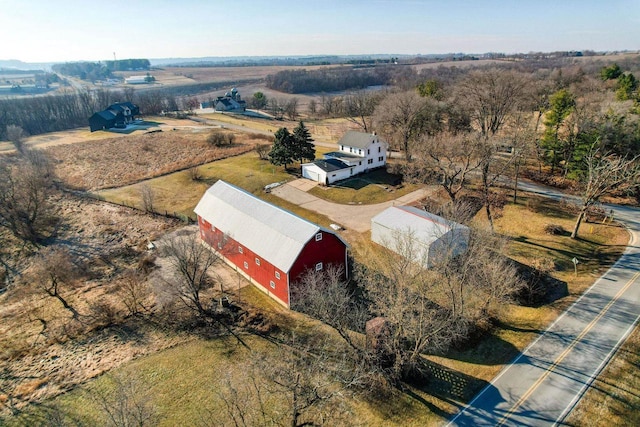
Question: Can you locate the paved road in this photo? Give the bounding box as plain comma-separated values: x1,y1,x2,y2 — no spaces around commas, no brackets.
449,182,640,426
271,179,436,232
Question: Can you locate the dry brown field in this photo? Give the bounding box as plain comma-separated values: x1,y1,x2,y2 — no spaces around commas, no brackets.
45,128,258,190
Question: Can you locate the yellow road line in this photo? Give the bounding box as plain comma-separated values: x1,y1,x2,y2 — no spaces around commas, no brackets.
496,270,640,426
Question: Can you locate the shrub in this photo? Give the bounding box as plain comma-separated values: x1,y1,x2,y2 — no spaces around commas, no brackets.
544,223,567,235
207,131,235,147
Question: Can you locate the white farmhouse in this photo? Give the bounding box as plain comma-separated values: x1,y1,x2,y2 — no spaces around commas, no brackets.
371,206,470,268
302,131,388,185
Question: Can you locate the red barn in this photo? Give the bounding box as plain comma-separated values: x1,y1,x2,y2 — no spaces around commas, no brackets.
194,180,349,308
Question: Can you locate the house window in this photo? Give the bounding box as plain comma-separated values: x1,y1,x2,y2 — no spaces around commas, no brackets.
367,149,370,155
255,258,261,266
315,233,323,242
368,159,373,164
238,246,243,254
275,271,281,279
359,161,362,166
243,261,249,269
358,149,362,155
270,281,276,289
379,156,384,161
315,262,323,271
378,147,381,153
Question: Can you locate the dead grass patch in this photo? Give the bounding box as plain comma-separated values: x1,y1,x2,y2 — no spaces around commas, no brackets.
46,129,258,190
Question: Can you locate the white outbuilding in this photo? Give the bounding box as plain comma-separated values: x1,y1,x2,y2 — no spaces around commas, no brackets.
371,206,470,268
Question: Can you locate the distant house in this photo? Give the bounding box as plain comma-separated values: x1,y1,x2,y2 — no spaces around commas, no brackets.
88,101,139,132
194,180,349,308
211,88,246,112
301,131,388,185
371,206,469,268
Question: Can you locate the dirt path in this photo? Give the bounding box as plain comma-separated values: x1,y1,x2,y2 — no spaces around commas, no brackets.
271,179,438,233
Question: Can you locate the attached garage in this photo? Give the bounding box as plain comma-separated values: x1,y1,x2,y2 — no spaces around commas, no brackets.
371,206,469,268
301,159,354,185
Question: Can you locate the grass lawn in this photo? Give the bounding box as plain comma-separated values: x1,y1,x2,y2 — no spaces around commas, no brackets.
96,151,335,228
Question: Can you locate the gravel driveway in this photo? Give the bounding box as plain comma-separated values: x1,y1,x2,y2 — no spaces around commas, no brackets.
271,179,437,232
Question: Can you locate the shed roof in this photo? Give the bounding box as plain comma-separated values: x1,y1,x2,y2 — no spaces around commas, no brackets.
194,180,346,272
311,158,351,173
371,206,467,246
338,131,385,150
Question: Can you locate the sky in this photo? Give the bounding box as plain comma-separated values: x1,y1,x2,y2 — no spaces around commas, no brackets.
0,0,638,63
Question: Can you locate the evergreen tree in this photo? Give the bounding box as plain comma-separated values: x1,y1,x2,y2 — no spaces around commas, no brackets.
269,127,295,169
292,121,316,164
541,89,575,173
616,73,638,101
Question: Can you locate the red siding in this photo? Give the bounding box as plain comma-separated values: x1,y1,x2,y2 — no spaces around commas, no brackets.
198,216,290,306
198,217,348,308
289,231,348,289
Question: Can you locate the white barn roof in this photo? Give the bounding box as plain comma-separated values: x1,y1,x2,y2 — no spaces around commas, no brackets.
194,180,342,273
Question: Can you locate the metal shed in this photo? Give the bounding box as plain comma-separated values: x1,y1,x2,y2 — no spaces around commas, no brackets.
371,206,469,268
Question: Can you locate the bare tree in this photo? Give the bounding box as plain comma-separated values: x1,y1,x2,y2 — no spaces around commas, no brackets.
410,133,483,202
255,144,271,160
209,338,365,427
358,232,459,382
28,246,81,319
456,69,529,138
139,184,155,213
6,125,28,154
284,98,299,120
343,91,381,133
160,234,221,316
118,269,151,316
0,150,56,244
571,147,640,238
373,91,429,161
87,372,160,427
291,265,368,352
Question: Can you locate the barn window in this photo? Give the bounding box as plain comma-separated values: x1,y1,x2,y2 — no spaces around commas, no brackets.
217,241,222,249
270,281,276,289
275,271,281,279
315,262,323,271
255,257,261,266
238,246,243,254
315,232,323,241
243,261,248,269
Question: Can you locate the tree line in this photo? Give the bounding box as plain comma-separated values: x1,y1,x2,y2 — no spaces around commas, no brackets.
265,66,399,94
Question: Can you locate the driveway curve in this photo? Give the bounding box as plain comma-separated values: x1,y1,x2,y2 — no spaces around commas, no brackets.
271,179,437,233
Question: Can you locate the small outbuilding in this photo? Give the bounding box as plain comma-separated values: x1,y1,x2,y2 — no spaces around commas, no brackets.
371,206,470,268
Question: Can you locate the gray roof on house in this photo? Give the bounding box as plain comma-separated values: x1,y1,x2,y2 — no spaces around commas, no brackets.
324,151,362,160
371,206,467,245
312,158,351,172
338,131,385,150
194,180,345,272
